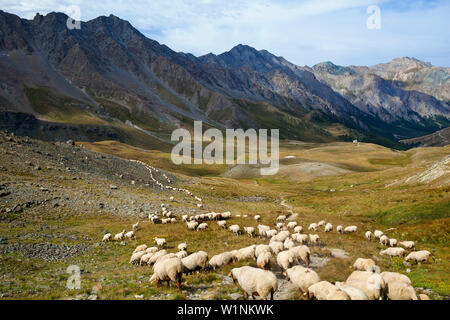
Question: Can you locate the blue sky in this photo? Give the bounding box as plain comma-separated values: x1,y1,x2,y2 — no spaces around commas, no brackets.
1,0,449,67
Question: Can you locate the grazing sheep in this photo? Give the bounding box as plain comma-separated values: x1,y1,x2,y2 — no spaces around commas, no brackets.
229,225,241,236
229,266,278,300
175,251,189,259
178,243,187,252
308,223,318,231
389,239,398,247
258,225,270,237
374,230,384,239
254,215,261,222
244,227,256,238
307,281,350,300
405,251,431,264
130,251,146,265
266,229,278,238
325,223,333,233
284,238,296,250
145,247,158,254
255,245,273,259
380,235,390,246
334,283,369,300
292,233,309,245
150,257,183,291
344,226,358,234
148,250,168,266
186,221,199,230
287,222,298,229
399,241,416,250
380,247,406,258
133,244,148,254
217,220,227,229
268,241,284,255
337,226,344,234
381,272,412,285
140,253,154,266
271,230,290,243
277,250,296,271
125,231,136,240
276,223,285,230
286,266,320,296
154,237,167,247
209,252,235,270
257,251,273,270
132,221,139,231
181,251,209,274
386,282,418,300
197,223,208,231
309,234,320,245
237,245,257,261
353,258,379,272
114,230,126,241
346,271,387,300
277,215,287,222
289,246,311,267
365,231,373,240
102,233,112,242
182,215,188,222
294,226,303,234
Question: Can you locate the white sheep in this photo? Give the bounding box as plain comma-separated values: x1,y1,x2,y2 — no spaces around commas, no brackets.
325,223,333,233
254,215,261,222
352,258,379,272
150,257,183,291
294,226,303,234
380,247,406,258
114,230,126,241
386,282,418,300
399,241,415,250
374,230,384,239
277,215,287,222
258,225,270,237
102,233,112,242
125,231,136,240
217,220,227,229
380,235,390,246
334,283,369,300
175,251,189,259
178,243,187,252
308,234,320,245
181,251,209,274
148,250,168,265
365,231,373,240
381,272,412,285
344,226,358,234
209,252,235,270
257,251,273,270
140,252,154,265
229,266,278,300
337,226,344,234
287,222,298,229
255,245,273,259
318,220,326,227
237,245,257,261
271,230,290,243
346,271,387,300
186,221,199,230
308,223,318,231
277,250,296,271
276,223,285,230
145,247,158,254
389,238,398,247
405,251,431,264
154,237,167,247
307,281,350,300
289,246,311,267
244,227,256,238
229,225,241,236
197,223,208,231
266,229,278,238
286,266,320,296
292,233,308,245
133,244,148,254
130,251,146,265
268,241,284,255
132,221,139,231
284,238,295,250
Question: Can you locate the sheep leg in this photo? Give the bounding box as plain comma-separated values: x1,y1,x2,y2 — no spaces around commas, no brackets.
243,291,249,300
155,279,160,288
252,293,258,300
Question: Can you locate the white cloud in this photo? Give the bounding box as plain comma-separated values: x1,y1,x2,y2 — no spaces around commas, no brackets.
1,0,449,67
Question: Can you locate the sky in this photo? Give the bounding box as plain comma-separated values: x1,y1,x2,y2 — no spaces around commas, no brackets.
1,0,449,67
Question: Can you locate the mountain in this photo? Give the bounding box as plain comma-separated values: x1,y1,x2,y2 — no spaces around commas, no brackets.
0,10,449,149
401,127,450,147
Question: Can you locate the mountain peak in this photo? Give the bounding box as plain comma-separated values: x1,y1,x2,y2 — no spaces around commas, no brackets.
312,61,355,75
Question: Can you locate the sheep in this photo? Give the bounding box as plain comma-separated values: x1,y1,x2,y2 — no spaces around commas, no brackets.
287,222,298,229
286,266,320,296
257,251,273,270
365,231,373,240
178,243,187,252
229,225,241,236
352,258,378,272
150,257,183,291
337,226,344,234
405,251,431,264
271,230,290,243
140,253,154,266
268,241,284,255
186,221,199,230
345,271,387,300
344,226,358,234
266,229,278,238
254,215,261,222
217,220,227,229
209,252,235,270
374,230,384,239
334,283,369,300
197,223,208,231
182,215,188,222
114,230,126,241
284,238,296,250
145,247,158,254
381,272,412,285
148,250,168,265
255,245,273,259
289,246,311,267
318,220,326,227
386,282,418,300
175,251,189,259
294,226,303,234
418,294,431,300
237,245,257,261
277,250,296,271
276,223,285,230
102,233,112,242
380,247,406,258
308,223,318,231
154,237,167,247
130,251,146,265
325,223,333,233
309,234,320,245
307,281,350,300
277,215,287,222
380,235,390,246
229,266,278,300
181,251,209,274
125,231,136,240
258,225,270,237
399,241,416,250
132,221,140,231
292,233,308,245
133,244,148,254
389,238,398,247
244,227,256,238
